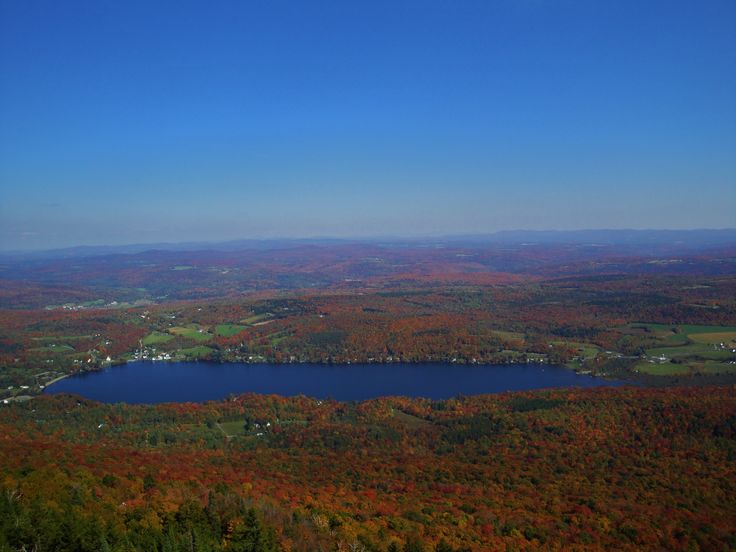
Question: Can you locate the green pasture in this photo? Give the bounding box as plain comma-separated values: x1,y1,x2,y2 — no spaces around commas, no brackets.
79,299,106,307
178,346,214,359
29,344,75,353
627,323,736,375
215,324,248,337
676,324,736,335
646,342,732,360
240,313,271,325
634,361,691,376
217,420,246,437
169,325,211,341
491,330,525,342
142,332,174,346
689,331,736,345
647,343,713,358
631,322,736,337
31,335,91,342
698,361,736,374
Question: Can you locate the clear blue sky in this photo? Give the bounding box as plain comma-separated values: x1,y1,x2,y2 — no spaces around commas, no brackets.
1,0,735,250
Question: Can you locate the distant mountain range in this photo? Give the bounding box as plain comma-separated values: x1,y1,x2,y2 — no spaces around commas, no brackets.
478,229,736,246
1,229,735,260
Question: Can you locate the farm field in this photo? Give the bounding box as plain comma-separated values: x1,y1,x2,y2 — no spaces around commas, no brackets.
217,419,247,437
215,323,248,337
177,345,215,359
689,331,736,345
169,325,212,341
622,323,736,376
634,360,692,376
142,331,174,346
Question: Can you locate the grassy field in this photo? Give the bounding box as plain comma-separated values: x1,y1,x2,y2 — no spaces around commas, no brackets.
169,325,211,341
29,344,75,353
217,420,246,437
675,324,736,334
79,299,107,307
647,342,732,360
632,323,736,337
31,335,91,342
491,330,525,342
626,323,736,375
689,331,736,345
634,361,691,376
178,346,214,359
699,361,736,374
650,341,735,355
214,324,248,337
142,332,174,346
240,313,271,325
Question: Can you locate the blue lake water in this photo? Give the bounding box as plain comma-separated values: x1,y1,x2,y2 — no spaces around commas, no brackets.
44,361,626,403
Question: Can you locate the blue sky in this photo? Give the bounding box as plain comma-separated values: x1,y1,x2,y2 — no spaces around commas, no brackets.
1,0,735,250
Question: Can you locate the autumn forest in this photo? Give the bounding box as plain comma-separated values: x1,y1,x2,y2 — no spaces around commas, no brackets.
1,235,735,550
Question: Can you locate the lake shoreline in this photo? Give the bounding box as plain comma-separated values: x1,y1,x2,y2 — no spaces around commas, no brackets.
42,374,70,387
44,360,627,404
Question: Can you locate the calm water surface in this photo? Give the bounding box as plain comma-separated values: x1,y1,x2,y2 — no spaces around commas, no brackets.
44,361,625,403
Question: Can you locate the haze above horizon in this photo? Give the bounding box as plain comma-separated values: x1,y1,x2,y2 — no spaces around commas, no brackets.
1,0,735,250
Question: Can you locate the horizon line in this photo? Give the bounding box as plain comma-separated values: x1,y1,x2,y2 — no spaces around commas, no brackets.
2,227,736,256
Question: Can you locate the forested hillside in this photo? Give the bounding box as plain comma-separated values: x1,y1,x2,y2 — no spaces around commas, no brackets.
1,386,735,551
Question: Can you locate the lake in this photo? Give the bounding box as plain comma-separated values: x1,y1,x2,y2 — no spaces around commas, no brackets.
44,361,626,403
